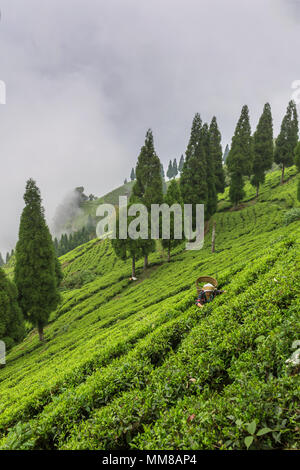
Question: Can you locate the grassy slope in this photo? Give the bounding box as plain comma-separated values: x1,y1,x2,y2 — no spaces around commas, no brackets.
0,167,299,450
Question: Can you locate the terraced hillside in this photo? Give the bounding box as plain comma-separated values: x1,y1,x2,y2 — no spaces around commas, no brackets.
0,167,299,450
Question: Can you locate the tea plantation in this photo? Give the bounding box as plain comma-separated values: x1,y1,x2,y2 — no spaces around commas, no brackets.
0,167,299,450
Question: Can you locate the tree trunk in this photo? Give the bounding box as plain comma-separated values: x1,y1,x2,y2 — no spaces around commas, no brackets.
281,165,285,184
168,243,171,262
132,255,136,278
38,323,44,342
144,254,148,270
211,222,216,254
256,185,259,198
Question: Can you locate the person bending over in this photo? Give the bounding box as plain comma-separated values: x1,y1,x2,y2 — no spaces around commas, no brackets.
196,283,226,308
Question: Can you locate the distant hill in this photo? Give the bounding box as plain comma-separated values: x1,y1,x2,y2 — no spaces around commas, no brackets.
70,179,173,232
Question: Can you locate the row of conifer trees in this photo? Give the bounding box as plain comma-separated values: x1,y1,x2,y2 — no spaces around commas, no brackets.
112,113,226,273
227,101,299,205
1,101,300,347
112,101,300,274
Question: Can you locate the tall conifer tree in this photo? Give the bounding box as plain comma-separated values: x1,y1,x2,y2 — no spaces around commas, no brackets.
251,103,274,196
201,123,217,218
130,168,136,181
172,159,178,179
0,268,25,350
167,160,173,180
131,129,163,268
275,100,299,184
14,179,62,341
178,155,185,172
180,113,208,224
227,105,253,206
209,116,225,194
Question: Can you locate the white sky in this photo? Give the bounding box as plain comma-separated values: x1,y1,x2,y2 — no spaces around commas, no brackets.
0,0,300,254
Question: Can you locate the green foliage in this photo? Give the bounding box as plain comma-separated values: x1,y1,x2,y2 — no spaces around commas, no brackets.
0,169,299,450
180,113,208,221
132,129,163,209
178,155,184,172
172,159,178,179
166,160,173,180
295,142,300,172
162,180,183,261
251,103,274,195
111,202,145,277
14,179,62,341
54,222,96,257
61,269,96,289
227,105,253,205
283,208,300,225
209,116,225,194
294,144,300,202
275,101,299,182
202,122,217,218
0,268,25,349
131,129,164,265
130,168,136,181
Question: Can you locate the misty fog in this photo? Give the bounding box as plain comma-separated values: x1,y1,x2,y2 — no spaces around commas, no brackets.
0,0,300,255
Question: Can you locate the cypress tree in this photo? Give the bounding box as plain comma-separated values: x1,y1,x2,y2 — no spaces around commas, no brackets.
227,105,253,206
0,268,25,350
0,253,4,267
160,163,165,180
275,100,299,184
14,179,62,342
130,168,136,181
251,103,274,196
180,113,207,225
201,122,217,218
167,160,173,180
132,130,163,206
178,155,185,172
162,180,183,262
131,129,163,268
172,159,178,179
209,116,225,194
5,252,10,264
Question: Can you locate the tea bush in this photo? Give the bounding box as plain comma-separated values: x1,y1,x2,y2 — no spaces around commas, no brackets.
0,168,299,450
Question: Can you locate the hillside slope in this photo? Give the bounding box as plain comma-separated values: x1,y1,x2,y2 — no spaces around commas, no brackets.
0,167,299,450
69,181,135,232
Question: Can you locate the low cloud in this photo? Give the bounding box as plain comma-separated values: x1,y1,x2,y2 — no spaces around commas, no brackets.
0,0,300,254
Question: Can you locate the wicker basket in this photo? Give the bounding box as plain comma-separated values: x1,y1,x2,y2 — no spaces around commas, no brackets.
196,276,218,294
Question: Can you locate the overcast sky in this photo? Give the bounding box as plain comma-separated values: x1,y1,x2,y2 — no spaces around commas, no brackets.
0,0,300,255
